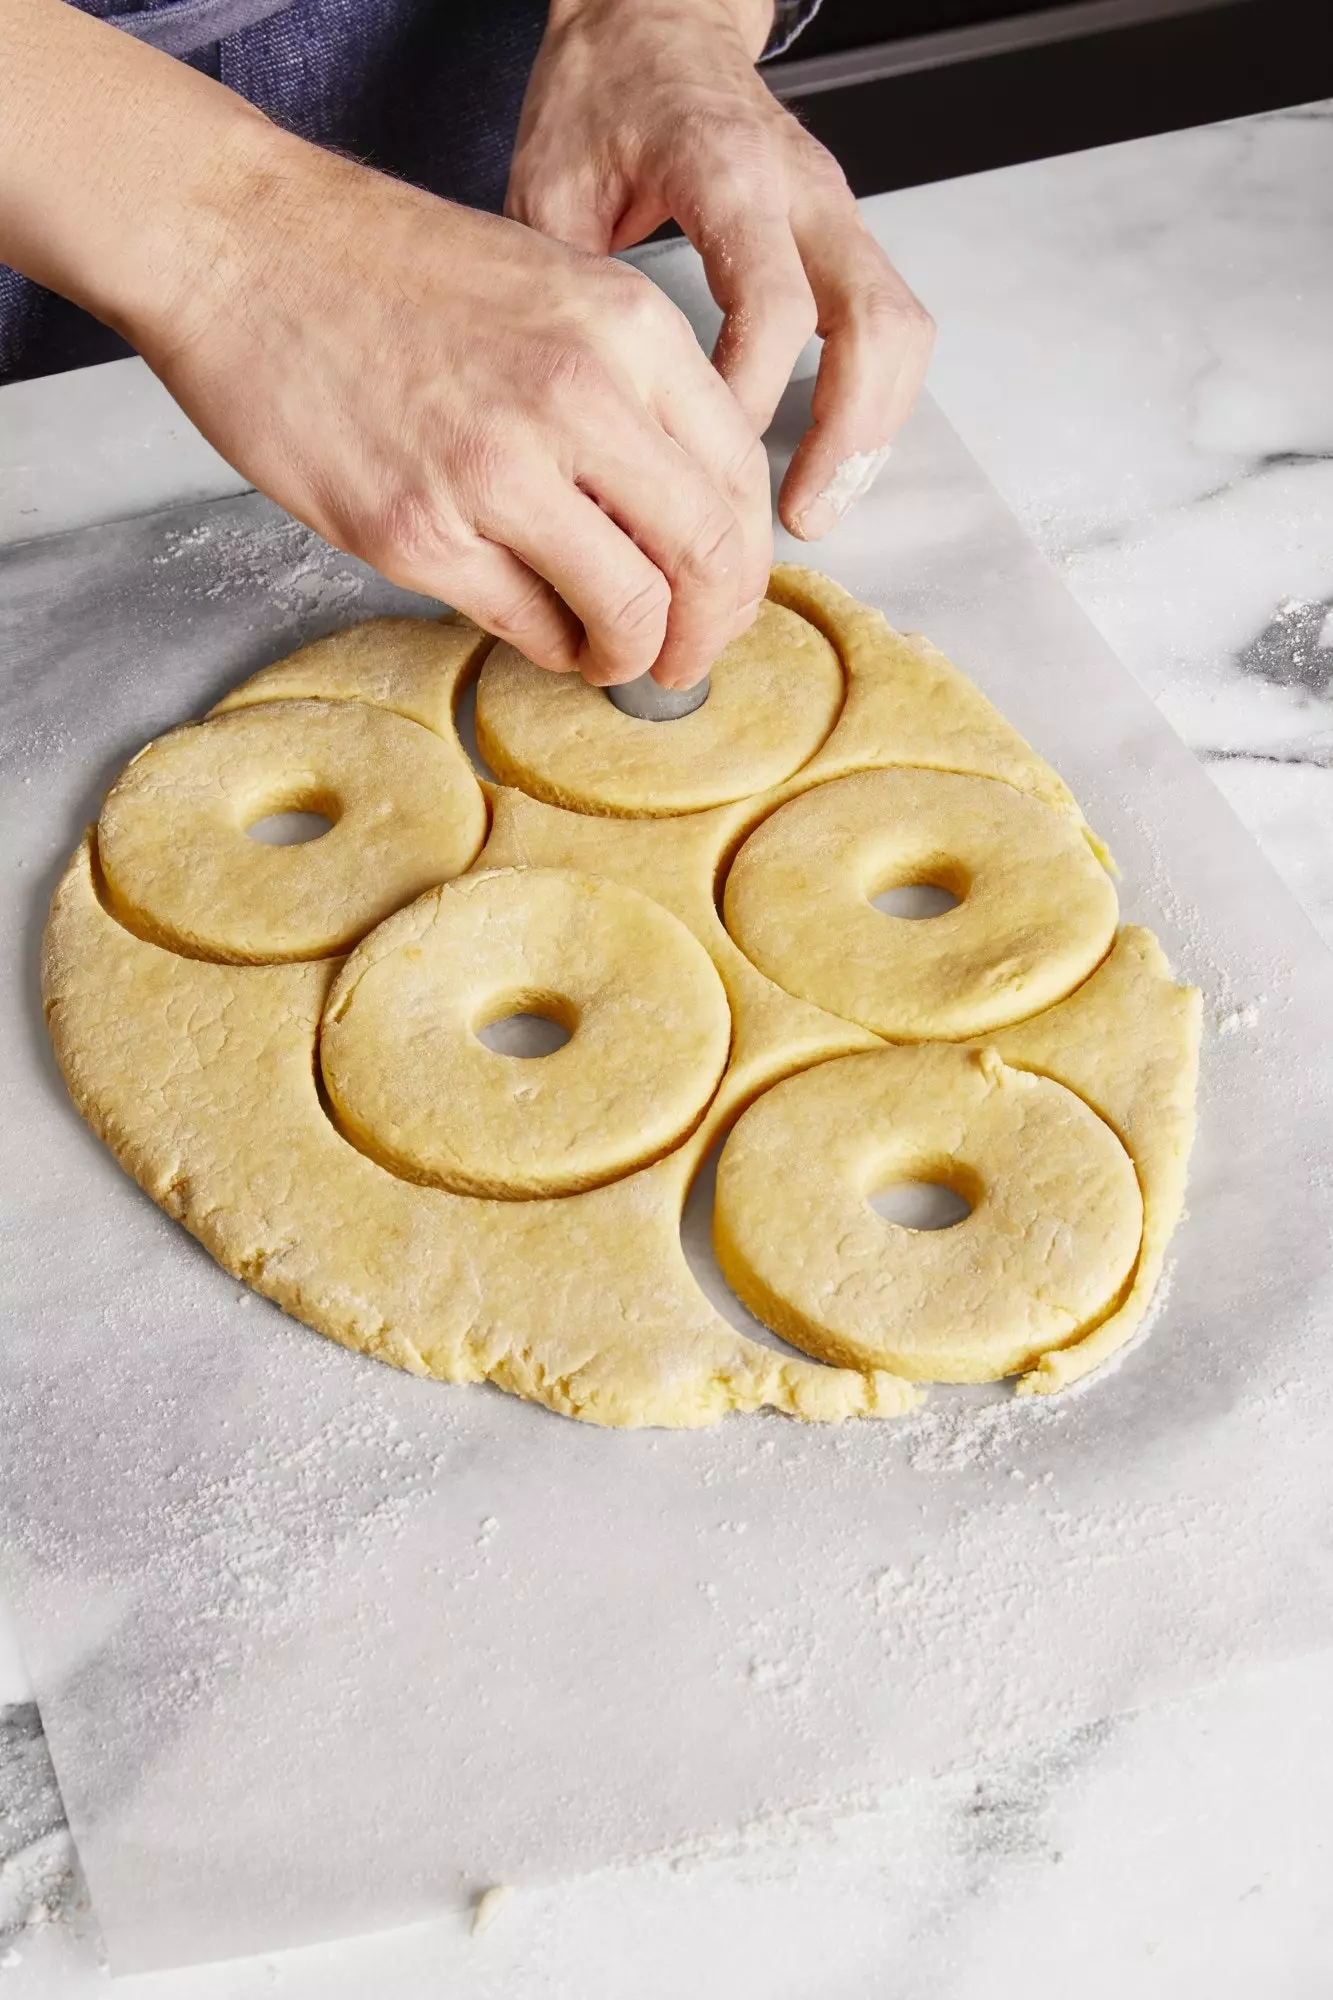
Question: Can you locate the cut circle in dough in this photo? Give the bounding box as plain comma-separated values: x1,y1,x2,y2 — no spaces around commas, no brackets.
474,599,843,817
713,1043,1144,1382
320,868,732,1200
723,767,1117,1040
97,698,487,963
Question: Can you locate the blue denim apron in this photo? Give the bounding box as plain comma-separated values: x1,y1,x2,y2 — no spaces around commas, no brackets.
1,0,817,384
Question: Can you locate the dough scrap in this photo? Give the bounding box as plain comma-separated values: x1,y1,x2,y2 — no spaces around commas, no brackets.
211,612,493,736
321,868,731,1199
765,566,1110,865
475,598,844,816
98,697,486,963
44,579,1199,1426
972,925,1202,1394
723,766,1118,1040
714,1043,1143,1381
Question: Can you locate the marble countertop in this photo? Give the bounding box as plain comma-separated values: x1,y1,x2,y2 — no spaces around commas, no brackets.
2,97,1330,1997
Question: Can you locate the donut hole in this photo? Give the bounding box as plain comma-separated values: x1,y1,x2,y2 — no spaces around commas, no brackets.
870,1162,978,1232
474,991,576,1060
245,787,342,847
870,858,967,921
872,883,962,920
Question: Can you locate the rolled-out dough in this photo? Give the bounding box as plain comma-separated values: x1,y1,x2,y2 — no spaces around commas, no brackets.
475,598,844,816
99,696,486,963
723,766,1118,1040
714,1042,1143,1381
43,574,1200,1427
321,867,731,1199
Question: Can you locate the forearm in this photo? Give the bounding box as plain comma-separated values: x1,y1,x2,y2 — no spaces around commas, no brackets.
0,0,274,354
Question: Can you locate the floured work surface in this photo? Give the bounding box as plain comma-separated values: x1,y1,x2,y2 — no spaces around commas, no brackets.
2,394,1331,1972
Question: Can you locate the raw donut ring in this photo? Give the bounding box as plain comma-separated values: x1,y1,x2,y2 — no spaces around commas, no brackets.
714,1044,1143,1382
724,767,1117,1039
474,600,843,817
320,868,732,1200
97,699,486,964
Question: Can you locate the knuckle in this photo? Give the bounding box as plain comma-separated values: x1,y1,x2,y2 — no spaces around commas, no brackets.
911,298,938,347
530,334,612,414
607,266,676,339
859,280,918,335
602,572,670,647
353,487,461,577
811,149,853,202
726,434,774,503
675,504,744,587
676,112,775,204
449,423,523,518
487,572,554,643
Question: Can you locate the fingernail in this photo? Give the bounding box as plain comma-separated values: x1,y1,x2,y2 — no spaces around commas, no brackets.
794,444,892,540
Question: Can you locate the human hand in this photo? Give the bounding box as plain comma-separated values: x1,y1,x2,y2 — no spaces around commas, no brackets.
149,138,772,688
0,0,771,690
507,0,935,540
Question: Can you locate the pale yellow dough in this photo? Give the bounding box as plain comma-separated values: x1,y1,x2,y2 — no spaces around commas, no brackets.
475,598,844,816
99,697,486,962
43,574,1200,1426
714,1043,1143,1381
724,767,1118,1040
321,868,731,1199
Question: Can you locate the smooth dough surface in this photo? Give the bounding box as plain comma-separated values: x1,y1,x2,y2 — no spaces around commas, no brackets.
321,868,732,1199
714,1043,1143,1381
44,573,1200,1425
723,767,1118,1039
98,697,486,962
475,599,843,816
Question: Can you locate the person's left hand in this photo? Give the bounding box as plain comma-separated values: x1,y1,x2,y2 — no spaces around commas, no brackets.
507,0,935,542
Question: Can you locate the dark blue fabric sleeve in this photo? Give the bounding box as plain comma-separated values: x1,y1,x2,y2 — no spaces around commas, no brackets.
764,0,825,60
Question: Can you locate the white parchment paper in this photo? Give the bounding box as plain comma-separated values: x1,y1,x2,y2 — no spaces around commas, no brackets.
1,390,1330,1974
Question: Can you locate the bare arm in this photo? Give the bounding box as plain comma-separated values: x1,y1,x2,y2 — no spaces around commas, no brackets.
0,0,772,688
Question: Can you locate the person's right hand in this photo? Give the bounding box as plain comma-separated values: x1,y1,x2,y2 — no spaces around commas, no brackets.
145,133,773,690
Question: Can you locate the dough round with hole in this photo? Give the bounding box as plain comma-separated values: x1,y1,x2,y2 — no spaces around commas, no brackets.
97,698,487,963
724,767,1117,1039
320,868,732,1199
714,1044,1143,1381
474,600,843,816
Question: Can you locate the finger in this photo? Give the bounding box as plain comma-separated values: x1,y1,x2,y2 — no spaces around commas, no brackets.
779,213,934,540
651,360,775,617
410,540,584,674
684,198,818,436
486,478,674,686
574,424,752,690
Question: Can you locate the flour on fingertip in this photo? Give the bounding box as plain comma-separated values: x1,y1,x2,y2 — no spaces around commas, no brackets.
818,443,893,520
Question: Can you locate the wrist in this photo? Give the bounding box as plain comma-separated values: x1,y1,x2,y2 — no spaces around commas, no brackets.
543,0,775,65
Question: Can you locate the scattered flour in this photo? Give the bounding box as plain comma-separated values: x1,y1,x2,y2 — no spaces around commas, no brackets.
0,1707,84,1949
1217,998,1264,1034
150,510,369,625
